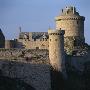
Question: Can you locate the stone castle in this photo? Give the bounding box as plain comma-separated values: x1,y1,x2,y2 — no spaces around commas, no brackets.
0,6,90,90
4,6,85,54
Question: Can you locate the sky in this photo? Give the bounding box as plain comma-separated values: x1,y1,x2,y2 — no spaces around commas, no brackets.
0,0,90,44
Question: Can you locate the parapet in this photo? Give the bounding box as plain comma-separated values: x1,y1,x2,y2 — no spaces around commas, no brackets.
48,29,65,35
61,6,79,15
55,15,85,21
55,6,85,21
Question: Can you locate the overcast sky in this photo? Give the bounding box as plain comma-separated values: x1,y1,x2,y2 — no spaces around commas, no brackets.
0,0,90,44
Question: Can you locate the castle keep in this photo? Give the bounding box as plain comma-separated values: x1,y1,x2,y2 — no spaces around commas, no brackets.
55,6,85,54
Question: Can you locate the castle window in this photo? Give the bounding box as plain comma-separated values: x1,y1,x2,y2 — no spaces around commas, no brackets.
77,21,79,24
55,39,57,41
34,39,36,41
36,47,39,50
45,39,47,41
50,39,51,41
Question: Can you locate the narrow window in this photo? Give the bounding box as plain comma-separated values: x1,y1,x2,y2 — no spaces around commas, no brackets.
36,47,39,50
77,21,79,24
34,39,36,41
55,39,57,41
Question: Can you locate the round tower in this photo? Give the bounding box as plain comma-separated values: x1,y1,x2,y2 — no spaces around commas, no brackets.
55,6,85,54
48,29,66,89
48,29,65,72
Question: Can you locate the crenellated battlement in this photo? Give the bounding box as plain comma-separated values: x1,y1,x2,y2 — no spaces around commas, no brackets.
61,6,79,16
55,16,85,21
48,29,65,35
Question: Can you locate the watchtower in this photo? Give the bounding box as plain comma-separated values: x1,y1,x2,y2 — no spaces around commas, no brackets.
55,6,85,54
48,29,66,89
48,29,65,72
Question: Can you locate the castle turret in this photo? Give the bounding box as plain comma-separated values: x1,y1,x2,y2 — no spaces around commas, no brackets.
48,29,66,90
48,29,65,72
55,6,85,54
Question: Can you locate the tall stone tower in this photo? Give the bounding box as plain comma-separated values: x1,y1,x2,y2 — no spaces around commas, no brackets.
55,6,85,54
48,29,66,90
48,29,65,72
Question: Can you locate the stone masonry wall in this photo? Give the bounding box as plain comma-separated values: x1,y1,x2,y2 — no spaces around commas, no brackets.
56,19,84,38
0,49,49,64
17,39,49,49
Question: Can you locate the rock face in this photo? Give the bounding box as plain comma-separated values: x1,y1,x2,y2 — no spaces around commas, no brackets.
0,60,51,90
0,76,35,90
0,49,51,90
0,48,89,90
0,49,49,64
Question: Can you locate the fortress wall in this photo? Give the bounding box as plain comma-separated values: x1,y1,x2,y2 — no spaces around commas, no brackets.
18,39,49,49
30,40,49,49
0,60,51,90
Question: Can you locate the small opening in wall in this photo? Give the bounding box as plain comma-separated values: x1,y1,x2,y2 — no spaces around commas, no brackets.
34,39,36,41
36,47,39,50
55,39,57,41
77,21,79,24
50,39,51,41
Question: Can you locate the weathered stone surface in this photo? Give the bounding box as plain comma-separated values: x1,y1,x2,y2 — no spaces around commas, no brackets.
0,60,51,90
0,49,49,64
